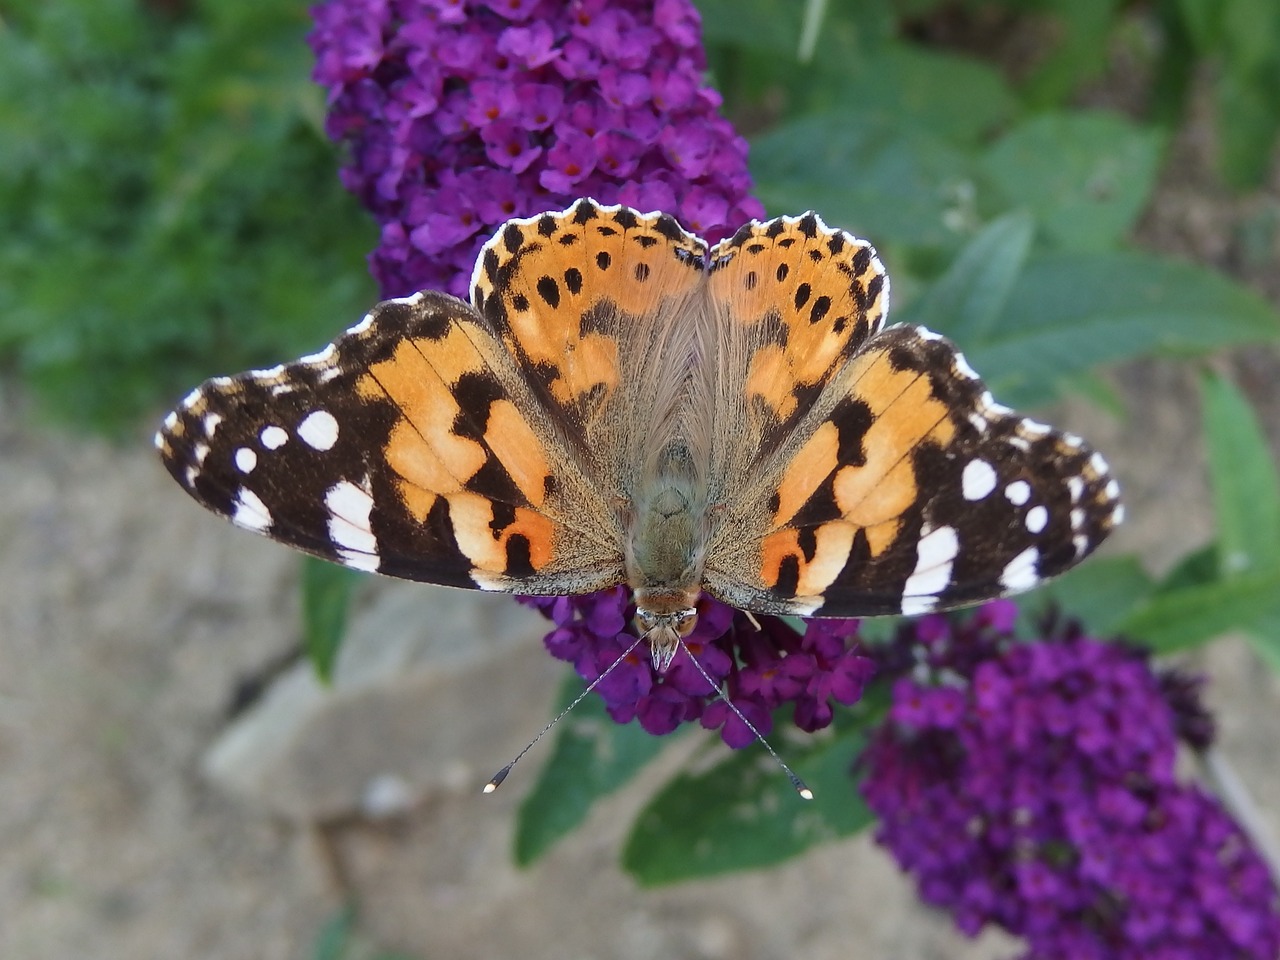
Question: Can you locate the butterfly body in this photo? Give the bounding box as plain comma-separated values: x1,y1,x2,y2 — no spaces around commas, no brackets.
157,199,1122,661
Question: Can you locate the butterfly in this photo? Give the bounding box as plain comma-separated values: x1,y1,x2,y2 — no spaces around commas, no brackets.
157,198,1122,669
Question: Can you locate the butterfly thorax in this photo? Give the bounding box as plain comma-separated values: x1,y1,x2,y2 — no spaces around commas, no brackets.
625,441,709,670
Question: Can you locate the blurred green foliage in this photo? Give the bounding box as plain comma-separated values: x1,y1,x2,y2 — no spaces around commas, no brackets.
0,0,375,435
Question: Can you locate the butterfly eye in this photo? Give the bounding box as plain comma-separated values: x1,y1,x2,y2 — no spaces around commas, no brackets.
674,609,698,637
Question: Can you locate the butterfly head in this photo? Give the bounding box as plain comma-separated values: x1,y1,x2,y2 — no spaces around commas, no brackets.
634,587,700,672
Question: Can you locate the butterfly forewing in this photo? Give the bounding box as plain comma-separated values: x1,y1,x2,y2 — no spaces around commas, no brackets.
156,290,625,595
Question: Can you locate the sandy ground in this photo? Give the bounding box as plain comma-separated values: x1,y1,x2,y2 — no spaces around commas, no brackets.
3,87,1280,960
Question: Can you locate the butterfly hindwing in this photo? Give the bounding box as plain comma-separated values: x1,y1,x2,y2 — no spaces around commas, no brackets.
705,324,1122,616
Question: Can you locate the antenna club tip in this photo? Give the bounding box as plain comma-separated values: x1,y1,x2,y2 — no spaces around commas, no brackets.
482,782,499,794
798,787,815,801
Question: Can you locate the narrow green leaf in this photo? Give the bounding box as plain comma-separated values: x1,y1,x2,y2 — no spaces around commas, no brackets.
1015,555,1154,637
621,715,882,886
1175,0,1222,47
1202,372,1280,576
967,251,1280,408
897,209,1034,344
301,557,362,684
980,112,1165,251
1216,64,1280,189
514,674,670,866
1116,568,1280,653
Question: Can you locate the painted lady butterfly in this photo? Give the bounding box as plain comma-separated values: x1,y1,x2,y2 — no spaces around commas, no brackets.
157,199,1122,668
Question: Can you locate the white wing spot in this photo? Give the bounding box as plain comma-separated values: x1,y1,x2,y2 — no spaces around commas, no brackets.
193,442,210,465
1070,508,1086,530
1067,476,1084,502
203,412,223,437
1089,451,1110,476
1061,432,1083,449
1020,419,1051,438
163,410,179,431
1104,478,1120,500
232,488,272,532
349,310,377,335
900,595,938,616
235,447,258,473
903,525,959,605
1000,546,1040,592
261,425,288,449
249,363,286,379
298,410,340,451
1111,504,1125,525
300,343,337,365
182,386,203,409
1005,480,1031,506
953,352,979,380
962,459,998,501
326,479,379,571
980,390,1013,417
1025,505,1049,534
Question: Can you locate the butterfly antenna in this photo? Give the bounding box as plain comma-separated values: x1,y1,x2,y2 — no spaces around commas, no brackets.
484,631,648,794
679,639,813,801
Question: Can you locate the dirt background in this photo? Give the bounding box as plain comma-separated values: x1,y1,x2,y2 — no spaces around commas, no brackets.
3,70,1280,960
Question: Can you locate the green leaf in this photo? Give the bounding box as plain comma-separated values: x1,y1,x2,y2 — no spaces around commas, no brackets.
980,112,1165,251
750,112,976,250
1175,0,1222,47
964,251,1280,408
1116,568,1280,653
1018,0,1120,106
1216,64,1280,189
1243,608,1280,672
897,209,1034,344
1202,372,1280,576
312,904,356,960
514,674,671,867
621,716,881,885
1015,555,1155,637
301,557,363,684
1157,543,1219,593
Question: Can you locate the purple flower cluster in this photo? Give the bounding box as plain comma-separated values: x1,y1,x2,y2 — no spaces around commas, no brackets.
522,590,873,747
308,0,764,298
860,602,1280,959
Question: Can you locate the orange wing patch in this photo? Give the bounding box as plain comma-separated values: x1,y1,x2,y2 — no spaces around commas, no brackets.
708,212,889,427
471,198,708,413
755,339,958,599
354,310,560,577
